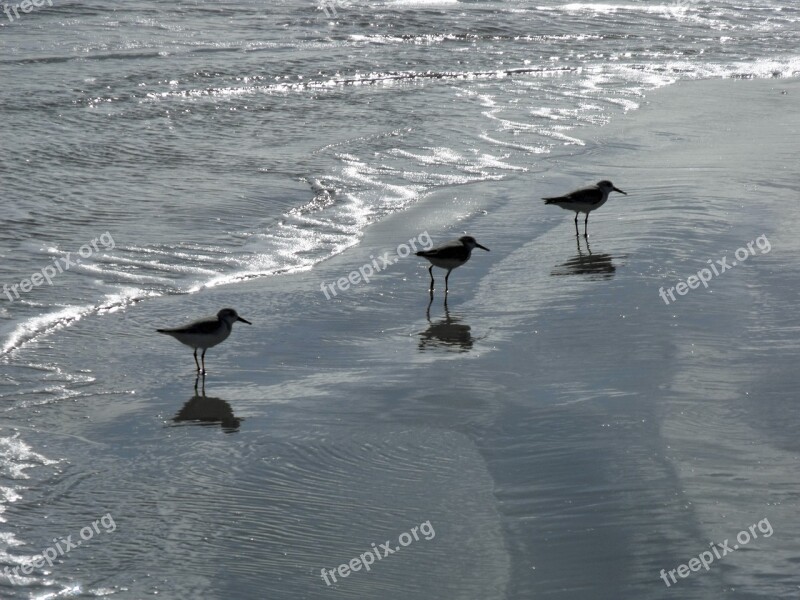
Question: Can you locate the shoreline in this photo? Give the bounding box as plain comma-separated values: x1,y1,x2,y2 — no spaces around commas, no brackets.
3,76,800,599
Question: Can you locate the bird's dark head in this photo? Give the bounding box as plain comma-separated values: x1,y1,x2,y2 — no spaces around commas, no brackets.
459,235,490,252
597,180,627,195
217,308,252,325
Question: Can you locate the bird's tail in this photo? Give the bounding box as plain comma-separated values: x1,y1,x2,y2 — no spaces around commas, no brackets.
543,198,559,205
415,250,432,257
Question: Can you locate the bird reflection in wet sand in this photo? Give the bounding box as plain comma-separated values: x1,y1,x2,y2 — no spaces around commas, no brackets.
551,236,616,278
172,376,242,433
419,297,475,352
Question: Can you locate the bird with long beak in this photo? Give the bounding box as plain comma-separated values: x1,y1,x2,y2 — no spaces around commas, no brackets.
415,235,490,295
543,180,627,237
157,308,252,374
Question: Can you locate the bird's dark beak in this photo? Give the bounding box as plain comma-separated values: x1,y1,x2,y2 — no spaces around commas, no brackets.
476,243,490,251
613,187,627,195
238,317,252,324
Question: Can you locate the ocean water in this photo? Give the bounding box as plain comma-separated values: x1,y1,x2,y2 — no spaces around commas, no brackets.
2,0,799,353
1,1,799,598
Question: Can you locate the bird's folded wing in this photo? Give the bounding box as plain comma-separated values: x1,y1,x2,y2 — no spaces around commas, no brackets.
160,318,220,334
417,242,467,259
544,187,603,204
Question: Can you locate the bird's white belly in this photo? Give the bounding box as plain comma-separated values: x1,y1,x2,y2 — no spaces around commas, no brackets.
172,328,231,350
427,257,467,269
563,197,609,213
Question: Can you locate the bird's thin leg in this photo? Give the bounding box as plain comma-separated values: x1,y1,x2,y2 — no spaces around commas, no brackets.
584,213,589,238
445,269,452,295
201,349,207,374
193,349,200,372
574,212,580,236
428,265,435,292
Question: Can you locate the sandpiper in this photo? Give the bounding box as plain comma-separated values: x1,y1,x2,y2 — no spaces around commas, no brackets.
543,180,627,237
157,308,252,373
415,235,489,294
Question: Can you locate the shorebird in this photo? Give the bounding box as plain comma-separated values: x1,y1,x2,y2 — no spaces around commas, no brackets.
157,308,252,373
543,180,627,237
415,235,489,295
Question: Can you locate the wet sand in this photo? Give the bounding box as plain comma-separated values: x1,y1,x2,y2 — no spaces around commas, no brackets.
3,77,799,599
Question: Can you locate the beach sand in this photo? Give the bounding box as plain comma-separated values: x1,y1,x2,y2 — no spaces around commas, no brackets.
5,77,799,599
